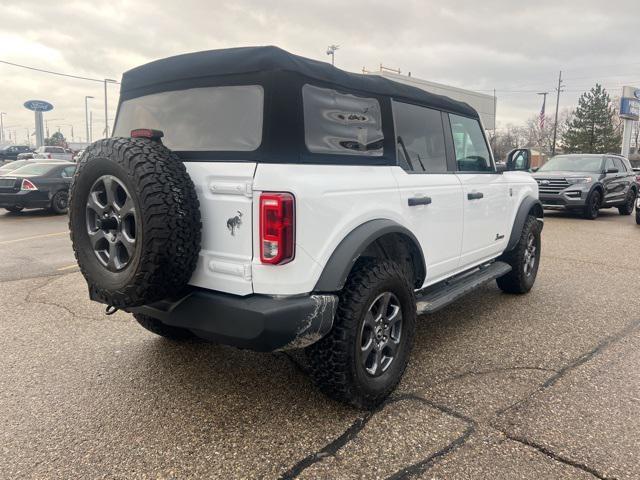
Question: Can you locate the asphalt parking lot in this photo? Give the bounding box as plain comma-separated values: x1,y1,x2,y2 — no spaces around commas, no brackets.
1,208,639,479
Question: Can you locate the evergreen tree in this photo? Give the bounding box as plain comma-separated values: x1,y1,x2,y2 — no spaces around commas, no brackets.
562,84,621,154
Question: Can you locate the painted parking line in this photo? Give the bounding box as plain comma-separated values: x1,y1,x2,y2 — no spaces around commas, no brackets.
57,264,79,271
0,231,67,246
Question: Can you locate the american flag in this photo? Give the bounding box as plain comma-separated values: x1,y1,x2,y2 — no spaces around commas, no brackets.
539,95,546,130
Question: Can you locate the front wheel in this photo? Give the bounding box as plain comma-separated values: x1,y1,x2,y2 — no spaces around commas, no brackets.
582,190,601,219
618,189,636,215
306,259,416,409
497,215,541,294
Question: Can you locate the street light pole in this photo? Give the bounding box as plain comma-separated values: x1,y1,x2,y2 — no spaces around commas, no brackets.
0,112,6,143
103,79,117,138
326,45,339,66
85,96,94,143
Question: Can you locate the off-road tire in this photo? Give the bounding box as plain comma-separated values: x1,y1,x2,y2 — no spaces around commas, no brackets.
582,190,601,219
69,137,201,308
497,215,541,294
134,313,194,340
618,188,636,215
5,206,23,213
50,190,69,214
305,259,416,409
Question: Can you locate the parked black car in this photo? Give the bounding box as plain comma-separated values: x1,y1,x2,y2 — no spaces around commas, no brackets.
0,145,33,163
533,154,638,219
0,162,75,214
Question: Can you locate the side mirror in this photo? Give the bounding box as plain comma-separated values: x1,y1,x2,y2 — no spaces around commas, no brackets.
506,148,531,171
606,168,619,174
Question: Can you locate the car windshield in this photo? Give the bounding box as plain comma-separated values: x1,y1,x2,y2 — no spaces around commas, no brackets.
8,163,58,176
538,155,603,173
0,160,30,173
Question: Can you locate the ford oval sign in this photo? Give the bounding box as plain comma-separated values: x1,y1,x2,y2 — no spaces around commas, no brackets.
23,100,54,112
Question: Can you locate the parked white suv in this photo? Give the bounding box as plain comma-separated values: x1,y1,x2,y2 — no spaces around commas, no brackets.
68,47,542,408
34,146,73,161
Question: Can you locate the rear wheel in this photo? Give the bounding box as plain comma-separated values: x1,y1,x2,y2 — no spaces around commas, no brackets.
618,189,636,215
50,190,69,214
5,206,23,213
134,313,194,340
582,190,601,219
306,259,416,409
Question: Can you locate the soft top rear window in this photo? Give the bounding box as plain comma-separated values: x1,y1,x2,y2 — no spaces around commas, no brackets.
113,85,264,151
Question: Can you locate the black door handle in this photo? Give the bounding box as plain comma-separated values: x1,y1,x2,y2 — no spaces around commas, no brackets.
408,196,432,206
467,192,484,200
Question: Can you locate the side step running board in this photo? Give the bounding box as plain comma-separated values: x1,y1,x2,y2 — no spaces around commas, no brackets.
415,261,512,315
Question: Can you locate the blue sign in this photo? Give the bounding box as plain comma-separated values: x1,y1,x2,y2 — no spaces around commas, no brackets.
23,100,54,112
620,97,640,121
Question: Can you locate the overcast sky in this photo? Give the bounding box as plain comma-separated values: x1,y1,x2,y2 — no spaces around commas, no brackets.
1,0,639,145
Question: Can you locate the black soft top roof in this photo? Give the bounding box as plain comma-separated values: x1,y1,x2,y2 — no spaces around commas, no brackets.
120,46,478,118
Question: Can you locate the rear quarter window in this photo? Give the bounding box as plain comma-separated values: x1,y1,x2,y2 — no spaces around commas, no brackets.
302,84,383,157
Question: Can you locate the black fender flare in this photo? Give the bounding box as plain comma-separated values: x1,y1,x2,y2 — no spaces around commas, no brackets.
505,196,544,252
313,219,426,292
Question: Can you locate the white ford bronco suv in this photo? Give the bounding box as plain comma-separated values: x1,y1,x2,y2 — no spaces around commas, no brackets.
68,46,542,408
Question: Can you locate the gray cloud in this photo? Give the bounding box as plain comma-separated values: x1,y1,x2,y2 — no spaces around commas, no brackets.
1,0,638,144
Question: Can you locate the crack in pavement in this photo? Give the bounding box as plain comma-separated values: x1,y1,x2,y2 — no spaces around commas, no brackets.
494,316,640,419
278,315,640,480
278,393,476,480
487,317,640,479
503,433,616,480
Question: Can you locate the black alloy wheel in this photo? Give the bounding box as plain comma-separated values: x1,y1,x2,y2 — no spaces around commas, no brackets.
359,292,403,377
85,175,138,272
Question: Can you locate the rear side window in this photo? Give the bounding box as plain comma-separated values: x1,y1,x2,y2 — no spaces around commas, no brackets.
46,147,64,153
449,114,493,172
393,101,447,173
302,84,383,156
113,85,264,151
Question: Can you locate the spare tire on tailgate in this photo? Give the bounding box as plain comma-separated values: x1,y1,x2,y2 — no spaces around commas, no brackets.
69,137,201,308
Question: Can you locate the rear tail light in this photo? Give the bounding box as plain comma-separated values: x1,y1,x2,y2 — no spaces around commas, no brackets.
47,153,52,159
260,192,295,265
21,179,38,191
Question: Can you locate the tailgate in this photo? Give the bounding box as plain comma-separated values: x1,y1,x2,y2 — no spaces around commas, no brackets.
184,162,257,296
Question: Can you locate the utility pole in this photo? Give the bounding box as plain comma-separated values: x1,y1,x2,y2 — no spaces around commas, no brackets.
89,111,93,143
551,71,563,156
326,45,339,66
85,96,94,143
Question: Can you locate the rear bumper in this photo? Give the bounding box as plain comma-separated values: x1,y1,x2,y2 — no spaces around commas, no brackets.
0,191,50,209
126,290,338,352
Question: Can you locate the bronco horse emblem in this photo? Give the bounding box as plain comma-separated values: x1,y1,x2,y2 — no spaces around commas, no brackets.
226,211,243,236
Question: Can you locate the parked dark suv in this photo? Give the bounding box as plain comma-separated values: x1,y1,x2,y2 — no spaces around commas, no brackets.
533,154,637,219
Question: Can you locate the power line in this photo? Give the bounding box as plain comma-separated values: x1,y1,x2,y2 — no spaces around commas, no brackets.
0,59,119,84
